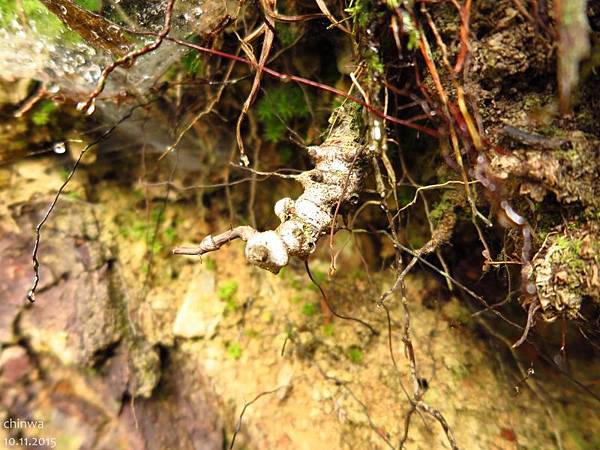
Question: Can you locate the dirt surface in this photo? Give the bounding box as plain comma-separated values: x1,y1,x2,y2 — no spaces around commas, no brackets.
1,157,599,449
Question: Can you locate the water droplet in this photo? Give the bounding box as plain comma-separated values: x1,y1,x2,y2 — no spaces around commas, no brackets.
60,5,67,14
76,100,95,114
239,154,250,166
53,142,66,154
47,84,60,94
372,120,382,141
85,100,96,116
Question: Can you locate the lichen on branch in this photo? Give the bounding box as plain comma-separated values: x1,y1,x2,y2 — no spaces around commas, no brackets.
173,105,369,273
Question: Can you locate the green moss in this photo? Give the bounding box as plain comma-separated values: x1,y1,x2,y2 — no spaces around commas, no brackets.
150,208,162,222
348,346,363,364
257,85,310,143
226,341,242,360
217,280,238,301
203,257,217,271
164,225,176,243
346,0,380,29
553,235,586,272
430,193,455,226
67,191,81,200
217,280,239,313
224,298,237,313
182,50,203,75
322,323,334,337
366,52,384,74
400,9,420,51
120,220,146,240
31,100,58,126
150,240,162,255
301,302,317,317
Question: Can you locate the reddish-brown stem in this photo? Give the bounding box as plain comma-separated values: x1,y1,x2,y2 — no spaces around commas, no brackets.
165,37,440,137
452,0,472,74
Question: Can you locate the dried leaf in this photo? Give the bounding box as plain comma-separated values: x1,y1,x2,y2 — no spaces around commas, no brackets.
39,0,131,58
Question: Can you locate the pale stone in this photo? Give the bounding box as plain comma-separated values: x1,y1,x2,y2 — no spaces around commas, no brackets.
276,362,295,401
173,270,223,339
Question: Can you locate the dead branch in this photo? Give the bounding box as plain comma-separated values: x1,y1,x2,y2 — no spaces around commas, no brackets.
173,226,256,256
236,0,275,165
174,105,370,274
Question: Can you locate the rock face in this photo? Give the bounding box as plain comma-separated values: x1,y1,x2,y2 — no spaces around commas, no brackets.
0,162,223,450
0,230,32,343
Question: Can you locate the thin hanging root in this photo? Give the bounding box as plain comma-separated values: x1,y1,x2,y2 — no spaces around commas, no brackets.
158,56,238,161
236,0,275,166
174,105,369,274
